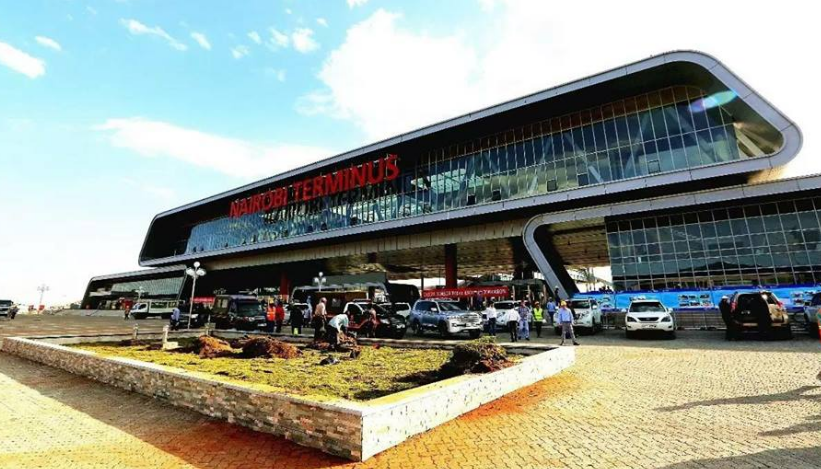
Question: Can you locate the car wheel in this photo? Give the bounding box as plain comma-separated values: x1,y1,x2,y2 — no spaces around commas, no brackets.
468,329,481,339
412,321,424,336
783,327,794,340
625,330,635,339
665,331,676,340
438,322,450,338
393,329,407,339
133,314,146,320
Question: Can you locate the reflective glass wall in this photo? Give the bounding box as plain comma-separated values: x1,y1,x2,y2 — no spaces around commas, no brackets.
608,197,821,291
185,85,750,256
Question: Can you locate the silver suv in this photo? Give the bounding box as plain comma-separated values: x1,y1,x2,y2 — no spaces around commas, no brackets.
409,300,482,339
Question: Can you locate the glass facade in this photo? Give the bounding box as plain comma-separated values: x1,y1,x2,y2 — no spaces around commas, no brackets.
110,277,185,297
184,85,749,257
608,197,821,291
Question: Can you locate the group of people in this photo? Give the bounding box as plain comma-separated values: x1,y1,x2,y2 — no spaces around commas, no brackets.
483,298,579,346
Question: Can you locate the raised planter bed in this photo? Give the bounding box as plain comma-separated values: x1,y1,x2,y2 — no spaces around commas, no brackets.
1,332,574,461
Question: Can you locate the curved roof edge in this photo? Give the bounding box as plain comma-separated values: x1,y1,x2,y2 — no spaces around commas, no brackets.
139,50,804,267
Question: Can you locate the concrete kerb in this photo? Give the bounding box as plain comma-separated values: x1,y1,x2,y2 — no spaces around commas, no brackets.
1,332,574,461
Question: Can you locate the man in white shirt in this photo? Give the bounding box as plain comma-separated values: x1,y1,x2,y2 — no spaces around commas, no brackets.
506,307,521,342
483,302,498,337
326,312,349,350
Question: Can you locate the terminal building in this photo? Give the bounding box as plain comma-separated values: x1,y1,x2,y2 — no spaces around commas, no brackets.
83,51,819,313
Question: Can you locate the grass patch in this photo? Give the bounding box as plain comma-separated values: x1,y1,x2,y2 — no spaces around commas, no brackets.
72,340,450,401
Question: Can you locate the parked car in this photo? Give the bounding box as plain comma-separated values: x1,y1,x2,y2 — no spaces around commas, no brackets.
409,299,482,338
212,295,267,331
725,290,792,339
802,292,821,337
488,301,518,331
130,300,177,320
390,302,412,318
0,300,12,317
624,299,676,339
342,301,407,339
554,298,603,335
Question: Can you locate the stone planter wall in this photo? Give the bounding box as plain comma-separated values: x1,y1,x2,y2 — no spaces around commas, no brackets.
1,334,574,461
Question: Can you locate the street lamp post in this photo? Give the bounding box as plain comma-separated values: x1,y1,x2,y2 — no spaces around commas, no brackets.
185,262,207,330
135,286,144,303
37,283,50,312
313,271,326,292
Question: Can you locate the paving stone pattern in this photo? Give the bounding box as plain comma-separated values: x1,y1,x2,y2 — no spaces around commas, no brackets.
1,316,820,468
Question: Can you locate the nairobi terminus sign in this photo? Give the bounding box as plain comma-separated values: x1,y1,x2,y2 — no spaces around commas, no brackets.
229,154,399,218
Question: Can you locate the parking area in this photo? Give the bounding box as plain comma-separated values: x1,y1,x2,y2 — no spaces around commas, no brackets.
1,315,820,468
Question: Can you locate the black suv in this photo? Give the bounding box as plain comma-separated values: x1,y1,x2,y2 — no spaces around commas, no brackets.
721,290,792,340
211,295,267,331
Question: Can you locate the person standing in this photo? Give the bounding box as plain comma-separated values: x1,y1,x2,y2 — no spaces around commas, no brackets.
170,304,181,331
517,300,532,341
546,298,557,327
483,302,498,337
312,297,327,341
274,301,286,333
532,301,544,338
506,306,521,342
556,300,579,346
266,302,276,333
290,303,304,335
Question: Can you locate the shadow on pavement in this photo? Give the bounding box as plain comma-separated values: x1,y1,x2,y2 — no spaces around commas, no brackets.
0,353,350,469
657,385,821,412
661,446,821,469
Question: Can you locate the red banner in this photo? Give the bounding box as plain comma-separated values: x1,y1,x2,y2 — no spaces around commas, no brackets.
193,296,215,304
422,286,510,299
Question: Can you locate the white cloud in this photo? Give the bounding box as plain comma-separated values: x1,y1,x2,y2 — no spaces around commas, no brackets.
268,28,290,49
96,118,332,179
317,18,329,27
121,178,176,201
300,9,476,139
265,68,287,82
35,36,62,52
0,42,46,79
347,0,369,8
231,45,250,59
285,8,293,15
120,18,188,51
291,28,319,53
190,32,211,50
247,31,262,45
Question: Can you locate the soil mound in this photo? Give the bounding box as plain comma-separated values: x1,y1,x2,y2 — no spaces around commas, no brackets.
440,337,512,377
239,336,301,359
196,336,234,359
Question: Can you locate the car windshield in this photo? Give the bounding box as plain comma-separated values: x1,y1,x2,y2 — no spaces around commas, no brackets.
570,300,591,309
0,300,12,306
494,301,514,309
235,302,264,317
437,302,464,312
630,302,666,313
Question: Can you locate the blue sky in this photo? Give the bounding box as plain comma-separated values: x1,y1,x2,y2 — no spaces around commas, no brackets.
1,0,819,306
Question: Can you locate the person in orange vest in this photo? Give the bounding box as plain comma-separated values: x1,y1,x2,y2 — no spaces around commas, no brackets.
275,300,286,333
266,302,276,333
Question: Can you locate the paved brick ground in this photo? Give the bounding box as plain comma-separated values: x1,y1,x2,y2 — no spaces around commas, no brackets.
1,315,820,468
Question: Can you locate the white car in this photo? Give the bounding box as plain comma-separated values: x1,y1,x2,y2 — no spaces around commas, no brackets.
565,298,603,334
624,299,676,339
491,301,519,330
803,292,821,336
391,302,412,318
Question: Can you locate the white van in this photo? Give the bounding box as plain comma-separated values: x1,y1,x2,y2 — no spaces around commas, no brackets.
131,300,177,319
